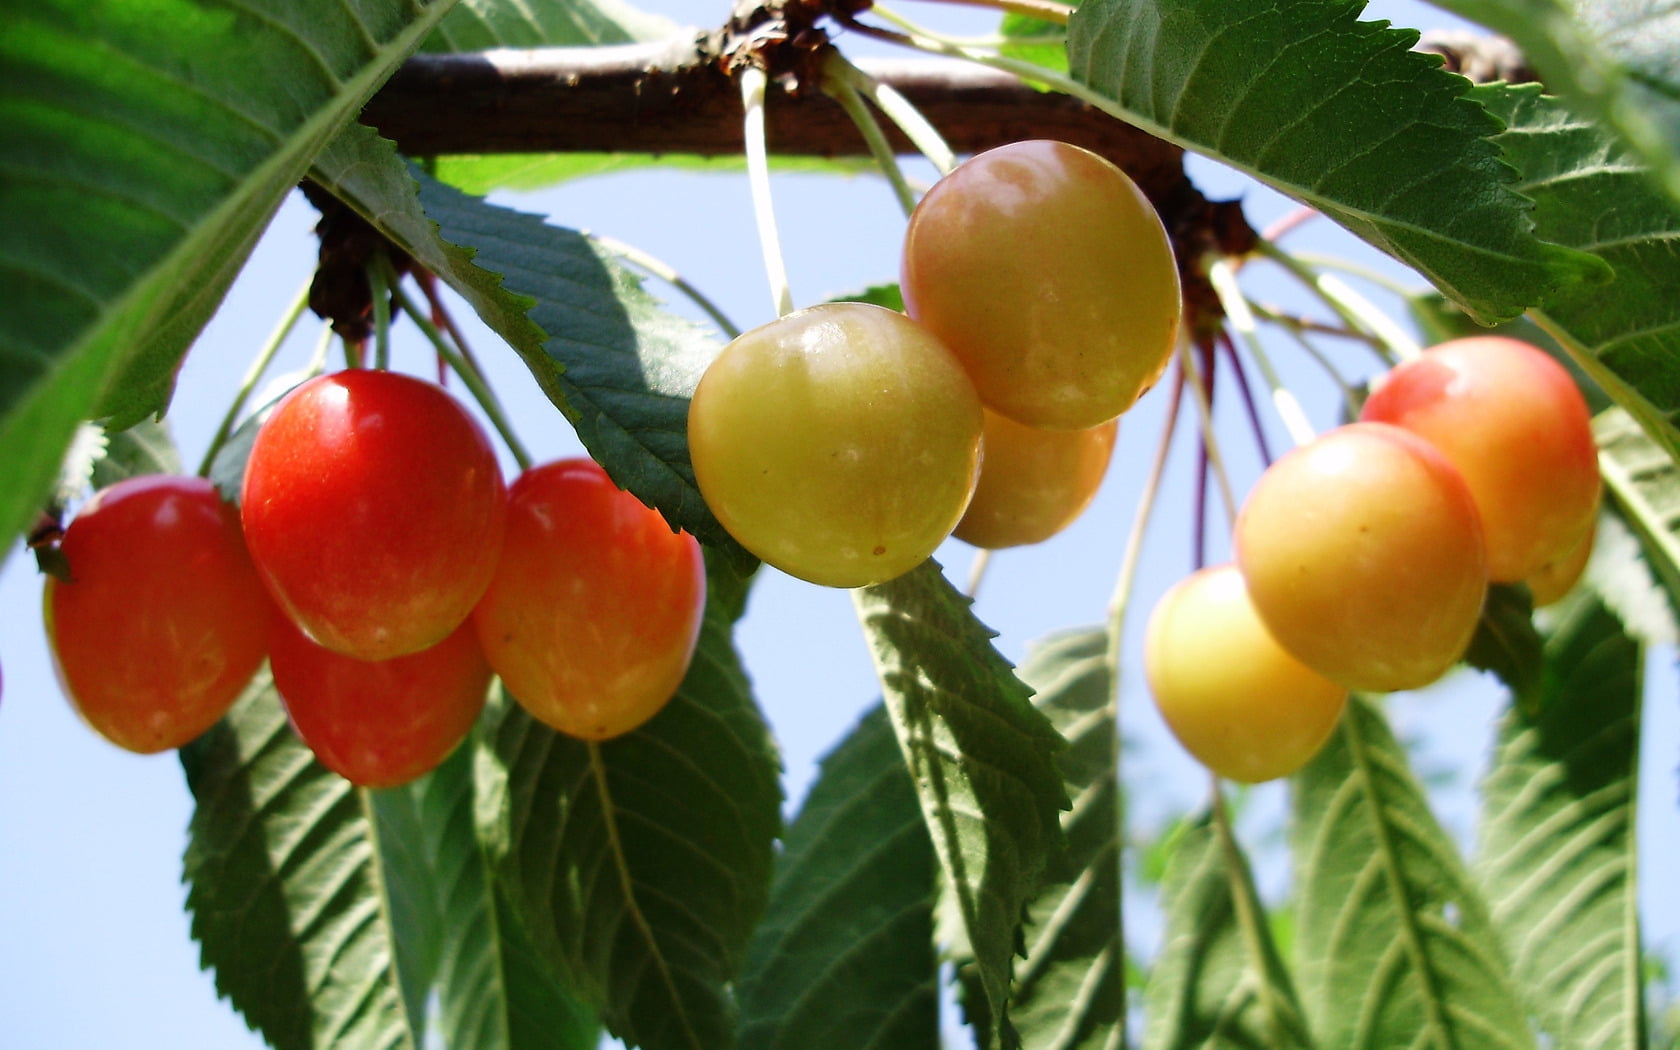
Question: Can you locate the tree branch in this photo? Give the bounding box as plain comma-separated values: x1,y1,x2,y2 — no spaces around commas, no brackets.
358,42,1187,204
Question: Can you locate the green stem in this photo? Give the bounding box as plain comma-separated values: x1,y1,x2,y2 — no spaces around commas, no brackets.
195,277,312,477
964,547,992,599
826,49,958,178
367,256,393,372
1257,241,1413,366
1208,258,1316,447
821,52,922,217
740,65,794,318
586,232,742,339
384,266,533,471
902,0,1072,25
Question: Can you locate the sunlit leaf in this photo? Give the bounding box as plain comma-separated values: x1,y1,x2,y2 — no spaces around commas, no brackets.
0,0,456,554
853,561,1070,1049
1066,0,1604,324
1474,592,1646,1049
736,704,939,1050
1291,694,1534,1049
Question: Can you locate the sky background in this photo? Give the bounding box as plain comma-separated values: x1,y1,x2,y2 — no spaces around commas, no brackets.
1,2,1676,1048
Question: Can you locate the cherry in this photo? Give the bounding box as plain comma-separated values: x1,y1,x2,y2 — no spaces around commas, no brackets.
473,458,707,740
46,475,271,753
241,369,507,661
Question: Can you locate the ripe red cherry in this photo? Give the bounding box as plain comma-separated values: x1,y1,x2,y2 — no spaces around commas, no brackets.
1359,336,1599,582
46,474,271,753
1235,423,1488,693
269,613,490,788
472,458,706,741
241,369,507,661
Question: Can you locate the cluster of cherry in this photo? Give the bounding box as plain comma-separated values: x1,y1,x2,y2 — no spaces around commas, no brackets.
687,139,1182,586
46,369,704,786
1145,336,1600,783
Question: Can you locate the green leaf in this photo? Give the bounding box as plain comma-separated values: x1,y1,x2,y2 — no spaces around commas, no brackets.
1462,583,1544,716
416,0,677,192
1474,83,1680,461
1005,627,1126,1050
1474,592,1646,1049
852,561,1070,1050
309,126,744,560
736,704,940,1050
1291,694,1535,1050
1594,407,1680,642
422,0,674,52
1065,0,1604,323
375,739,600,1050
478,555,781,1050
1143,812,1315,1050
1432,0,1680,209
0,0,456,554
180,672,422,1050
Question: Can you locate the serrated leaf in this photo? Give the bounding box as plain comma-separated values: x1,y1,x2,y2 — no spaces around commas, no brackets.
1144,812,1314,1050
1474,592,1646,1049
1463,583,1544,716
736,704,940,1050
1432,0,1680,209
478,555,780,1050
179,672,421,1050
1593,407,1680,643
852,561,1070,1050
373,739,599,1050
1291,694,1535,1050
0,0,456,555
1065,0,1603,323
308,126,745,561
1473,83,1680,462
997,627,1126,1050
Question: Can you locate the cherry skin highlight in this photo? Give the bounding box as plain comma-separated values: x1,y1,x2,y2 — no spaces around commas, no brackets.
270,613,490,788
472,458,707,741
241,369,507,661
902,139,1181,430
1145,564,1347,783
46,474,271,753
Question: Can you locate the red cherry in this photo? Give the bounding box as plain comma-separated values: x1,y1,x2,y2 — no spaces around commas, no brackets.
269,612,490,788
241,369,507,661
46,475,271,753
472,458,707,741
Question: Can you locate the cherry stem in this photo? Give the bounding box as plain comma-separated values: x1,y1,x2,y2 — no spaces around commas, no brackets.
825,49,958,179
1256,241,1418,364
1178,336,1239,528
1105,362,1187,699
822,54,923,217
1208,257,1316,447
1259,205,1320,243
965,547,993,599
740,65,795,319
1219,328,1274,466
1270,322,1363,419
585,231,742,339
1193,336,1216,570
196,276,312,478
1247,301,1376,345
366,254,394,372
383,265,533,471
414,269,485,385
902,0,1073,26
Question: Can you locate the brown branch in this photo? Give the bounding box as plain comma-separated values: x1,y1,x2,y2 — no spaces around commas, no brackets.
359,42,1187,205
